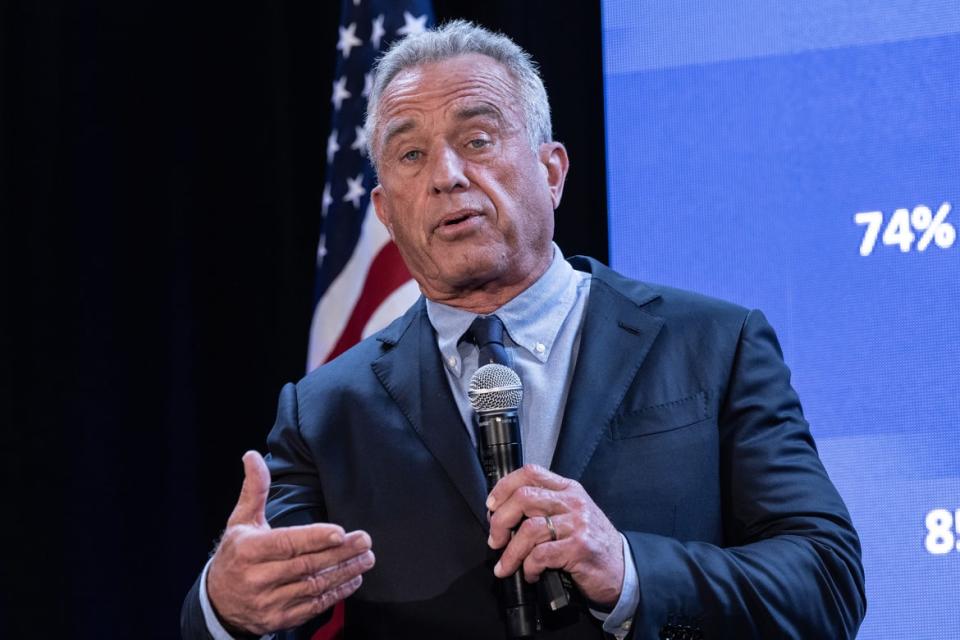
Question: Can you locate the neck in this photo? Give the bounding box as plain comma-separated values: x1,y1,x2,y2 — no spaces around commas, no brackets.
422,253,553,315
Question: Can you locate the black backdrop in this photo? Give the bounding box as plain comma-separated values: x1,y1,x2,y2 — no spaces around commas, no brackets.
1,2,606,637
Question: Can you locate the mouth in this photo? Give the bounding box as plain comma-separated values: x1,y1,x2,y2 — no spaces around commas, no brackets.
433,208,486,240
436,209,483,230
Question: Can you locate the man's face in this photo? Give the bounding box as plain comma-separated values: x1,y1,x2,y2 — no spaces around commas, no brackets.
371,54,568,305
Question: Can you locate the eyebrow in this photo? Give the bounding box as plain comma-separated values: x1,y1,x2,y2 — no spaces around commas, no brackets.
381,105,504,150
382,119,417,150
453,104,502,123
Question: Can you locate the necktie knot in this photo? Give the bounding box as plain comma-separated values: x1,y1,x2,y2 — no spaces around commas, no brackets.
465,315,509,366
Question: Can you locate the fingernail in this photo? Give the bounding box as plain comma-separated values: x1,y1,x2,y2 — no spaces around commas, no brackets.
486,495,496,509
329,532,343,544
493,561,503,577
354,532,371,549
362,550,375,568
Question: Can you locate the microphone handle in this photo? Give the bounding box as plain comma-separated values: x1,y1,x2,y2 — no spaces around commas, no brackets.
477,410,572,637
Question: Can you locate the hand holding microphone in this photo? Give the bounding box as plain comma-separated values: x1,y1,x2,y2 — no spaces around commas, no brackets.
468,364,625,632
486,463,625,609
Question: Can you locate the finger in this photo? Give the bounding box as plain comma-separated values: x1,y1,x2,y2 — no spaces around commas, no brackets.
521,539,571,582
494,514,568,577
488,486,568,549
228,450,271,527
276,548,375,602
254,530,372,587
270,575,364,632
250,524,363,562
486,464,573,512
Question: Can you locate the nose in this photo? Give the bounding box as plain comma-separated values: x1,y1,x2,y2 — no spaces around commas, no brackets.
430,145,469,194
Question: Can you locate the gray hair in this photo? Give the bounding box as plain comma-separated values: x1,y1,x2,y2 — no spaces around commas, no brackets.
364,20,553,172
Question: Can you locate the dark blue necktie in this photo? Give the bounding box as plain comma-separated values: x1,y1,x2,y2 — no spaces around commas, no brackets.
465,315,510,366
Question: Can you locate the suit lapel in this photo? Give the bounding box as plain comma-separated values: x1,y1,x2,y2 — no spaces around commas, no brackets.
371,303,489,529
551,264,664,480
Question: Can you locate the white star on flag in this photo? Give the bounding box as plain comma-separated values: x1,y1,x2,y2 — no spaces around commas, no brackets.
342,174,367,208
331,76,351,111
371,14,386,50
397,11,427,38
337,22,363,59
350,126,369,155
326,130,340,164
322,183,333,216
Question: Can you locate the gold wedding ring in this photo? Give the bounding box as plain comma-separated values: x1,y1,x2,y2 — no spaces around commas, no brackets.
544,514,558,542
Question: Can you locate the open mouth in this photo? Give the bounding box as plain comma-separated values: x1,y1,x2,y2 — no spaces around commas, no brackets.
444,212,473,226
437,209,481,229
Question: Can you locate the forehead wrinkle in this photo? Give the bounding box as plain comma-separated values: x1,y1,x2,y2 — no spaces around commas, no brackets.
376,57,523,153
380,91,512,140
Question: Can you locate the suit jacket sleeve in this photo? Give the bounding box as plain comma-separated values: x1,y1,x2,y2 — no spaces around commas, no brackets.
181,574,216,640
623,309,866,639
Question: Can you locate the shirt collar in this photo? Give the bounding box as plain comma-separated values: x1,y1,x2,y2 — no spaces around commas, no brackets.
425,245,582,375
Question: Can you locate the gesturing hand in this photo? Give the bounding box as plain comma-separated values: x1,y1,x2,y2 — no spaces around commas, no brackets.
487,464,624,607
206,451,375,636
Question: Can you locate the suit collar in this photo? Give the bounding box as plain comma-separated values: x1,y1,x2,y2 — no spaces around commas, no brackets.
550,256,664,479
568,255,661,307
375,296,423,347
372,299,489,529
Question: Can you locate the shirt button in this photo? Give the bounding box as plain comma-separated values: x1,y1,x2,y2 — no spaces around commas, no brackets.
535,342,545,354
447,356,457,367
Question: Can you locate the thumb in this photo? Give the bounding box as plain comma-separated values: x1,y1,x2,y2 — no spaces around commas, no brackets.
227,450,271,528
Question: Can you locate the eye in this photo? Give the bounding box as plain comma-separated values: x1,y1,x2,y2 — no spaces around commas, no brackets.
468,138,490,150
401,149,422,162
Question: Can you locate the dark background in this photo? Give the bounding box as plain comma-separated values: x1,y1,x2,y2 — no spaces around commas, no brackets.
1,1,606,637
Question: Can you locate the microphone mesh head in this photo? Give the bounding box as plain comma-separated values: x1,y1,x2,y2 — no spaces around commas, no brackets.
468,364,523,412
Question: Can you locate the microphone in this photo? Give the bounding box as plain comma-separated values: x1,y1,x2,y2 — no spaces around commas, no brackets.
468,364,572,637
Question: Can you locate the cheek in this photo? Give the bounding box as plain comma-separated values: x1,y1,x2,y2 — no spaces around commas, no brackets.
386,206,432,265
484,165,527,212
495,168,551,235
390,216,421,253
380,190,420,238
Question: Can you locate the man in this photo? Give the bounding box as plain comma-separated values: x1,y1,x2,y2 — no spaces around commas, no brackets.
182,21,865,639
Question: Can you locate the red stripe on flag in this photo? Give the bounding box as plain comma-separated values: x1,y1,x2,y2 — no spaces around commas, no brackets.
325,241,412,363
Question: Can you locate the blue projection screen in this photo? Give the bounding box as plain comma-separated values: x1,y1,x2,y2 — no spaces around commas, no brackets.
601,2,959,638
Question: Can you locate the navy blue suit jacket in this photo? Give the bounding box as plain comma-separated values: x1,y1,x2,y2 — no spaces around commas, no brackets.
182,257,865,639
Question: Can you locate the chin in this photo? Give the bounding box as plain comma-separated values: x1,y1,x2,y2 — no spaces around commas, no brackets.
441,256,506,289
447,267,502,290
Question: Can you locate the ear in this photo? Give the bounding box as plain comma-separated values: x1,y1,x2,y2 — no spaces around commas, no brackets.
371,184,395,239
538,142,570,210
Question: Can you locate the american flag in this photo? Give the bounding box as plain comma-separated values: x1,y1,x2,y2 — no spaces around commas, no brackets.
307,1,433,638
307,0,435,373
